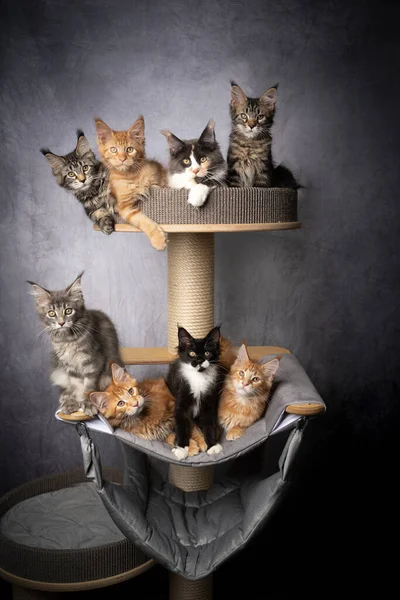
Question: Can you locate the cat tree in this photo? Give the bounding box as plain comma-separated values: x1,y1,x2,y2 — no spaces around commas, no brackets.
90,186,325,599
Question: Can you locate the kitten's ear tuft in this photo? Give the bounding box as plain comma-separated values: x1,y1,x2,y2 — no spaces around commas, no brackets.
128,116,145,141
27,281,51,307
111,363,131,384
206,325,221,345
75,133,91,156
178,327,194,349
95,118,113,143
236,342,249,363
231,84,247,107
66,272,84,300
259,87,278,107
41,151,66,171
162,130,185,155
261,357,281,380
199,120,216,146
90,392,109,412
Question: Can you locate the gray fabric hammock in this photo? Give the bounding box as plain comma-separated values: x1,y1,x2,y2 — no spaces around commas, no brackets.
65,353,325,580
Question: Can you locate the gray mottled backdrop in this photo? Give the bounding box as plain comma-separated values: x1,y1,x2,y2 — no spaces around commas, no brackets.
1,0,399,505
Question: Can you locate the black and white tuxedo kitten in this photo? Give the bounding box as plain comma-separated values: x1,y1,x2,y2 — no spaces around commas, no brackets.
166,325,225,460
162,120,226,208
28,273,123,416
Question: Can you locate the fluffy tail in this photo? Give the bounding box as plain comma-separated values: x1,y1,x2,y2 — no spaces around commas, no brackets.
271,164,302,190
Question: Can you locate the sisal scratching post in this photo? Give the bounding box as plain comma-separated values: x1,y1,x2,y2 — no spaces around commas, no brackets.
167,232,215,600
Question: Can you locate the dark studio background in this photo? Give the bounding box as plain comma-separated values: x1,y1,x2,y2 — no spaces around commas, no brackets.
1,0,399,597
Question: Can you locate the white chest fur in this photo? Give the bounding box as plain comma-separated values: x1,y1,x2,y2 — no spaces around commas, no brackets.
180,362,217,416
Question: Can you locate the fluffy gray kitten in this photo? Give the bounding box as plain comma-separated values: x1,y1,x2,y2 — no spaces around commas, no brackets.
28,273,123,416
41,131,116,235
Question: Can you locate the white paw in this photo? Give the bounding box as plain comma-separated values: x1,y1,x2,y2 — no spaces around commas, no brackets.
172,446,189,460
207,443,222,455
188,184,209,208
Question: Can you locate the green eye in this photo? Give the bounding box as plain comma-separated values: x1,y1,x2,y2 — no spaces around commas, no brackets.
82,165,89,172
240,113,248,121
200,157,207,163
65,308,73,315
117,400,125,407
67,172,75,177
183,158,191,165
189,351,196,357
110,147,118,153
128,388,134,395
205,351,210,356
257,115,265,122
126,147,134,153
48,311,56,317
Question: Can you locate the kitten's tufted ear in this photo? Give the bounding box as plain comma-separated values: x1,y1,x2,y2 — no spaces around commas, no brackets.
177,326,194,349
95,118,113,143
75,131,91,156
66,272,84,300
236,342,249,363
111,363,132,384
128,116,145,141
161,130,185,155
198,119,216,147
230,83,247,107
90,392,109,412
40,150,66,172
205,325,221,346
27,281,51,307
259,87,278,107
261,357,281,380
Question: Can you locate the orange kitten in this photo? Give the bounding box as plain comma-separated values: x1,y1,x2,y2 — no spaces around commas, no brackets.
95,116,167,250
218,343,281,440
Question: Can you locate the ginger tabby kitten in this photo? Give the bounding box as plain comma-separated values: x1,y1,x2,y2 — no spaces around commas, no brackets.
95,116,167,250
218,343,281,440
90,363,204,455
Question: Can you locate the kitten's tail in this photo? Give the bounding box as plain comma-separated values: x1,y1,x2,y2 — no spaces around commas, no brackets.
271,164,302,190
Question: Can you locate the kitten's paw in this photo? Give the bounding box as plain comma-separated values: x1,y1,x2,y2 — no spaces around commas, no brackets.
150,229,167,251
100,216,115,235
59,398,80,415
188,439,200,456
226,427,245,441
207,443,223,455
188,184,209,208
80,401,98,417
172,446,189,461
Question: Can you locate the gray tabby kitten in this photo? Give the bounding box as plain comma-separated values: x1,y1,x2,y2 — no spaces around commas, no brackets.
227,82,277,187
28,273,123,416
41,131,116,235
162,120,226,207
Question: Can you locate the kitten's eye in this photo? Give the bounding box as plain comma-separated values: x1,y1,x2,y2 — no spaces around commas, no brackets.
239,370,245,377
126,147,134,153
82,165,89,172
200,157,207,163
64,308,73,315
67,172,75,178
48,310,56,318
110,147,118,153
128,388,134,395
189,351,196,357
240,113,248,121
257,115,265,122
205,351,210,357
252,377,260,382
183,158,191,165
117,400,125,407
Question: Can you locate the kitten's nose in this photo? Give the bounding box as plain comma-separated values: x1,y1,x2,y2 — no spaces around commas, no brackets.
192,167,200,174
248,122,256,129
59,321,65,327
77,174,86,182
119,157,127,163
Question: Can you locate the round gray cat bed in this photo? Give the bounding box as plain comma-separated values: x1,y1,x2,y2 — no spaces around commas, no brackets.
0,468,154,595
117,187,298,226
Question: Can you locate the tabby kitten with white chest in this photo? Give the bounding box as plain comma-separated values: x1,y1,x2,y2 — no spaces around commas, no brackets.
227,82,278,187
41,131,116,235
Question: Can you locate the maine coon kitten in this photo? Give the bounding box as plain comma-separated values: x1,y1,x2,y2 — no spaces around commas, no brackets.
218,343,281,440
166,325,225,460
162,120,227,208
41,131,116,235
28,273,122,416
227,82,277,187
90,363,205,455
95,116,168,250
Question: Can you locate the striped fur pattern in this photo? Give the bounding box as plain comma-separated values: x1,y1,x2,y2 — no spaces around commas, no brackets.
218,343,281,440
41,132,116,235
28,274,122,416
227,82,277,187
95,116,168,250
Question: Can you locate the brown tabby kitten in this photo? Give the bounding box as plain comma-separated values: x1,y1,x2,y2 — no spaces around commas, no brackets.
218,343,281,440
95,116,168,250
90,364,204,455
